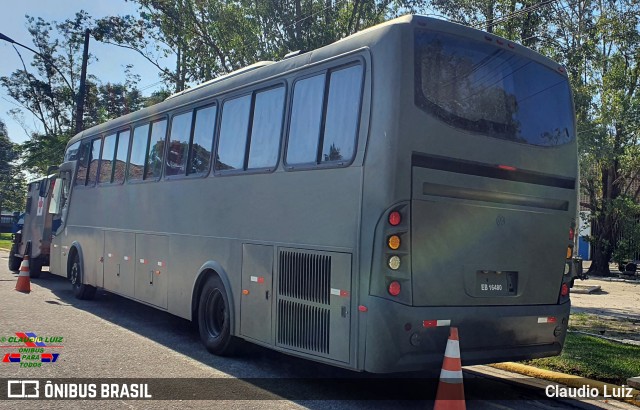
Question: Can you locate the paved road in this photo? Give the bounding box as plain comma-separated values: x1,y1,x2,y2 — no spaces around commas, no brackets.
0,250,635,409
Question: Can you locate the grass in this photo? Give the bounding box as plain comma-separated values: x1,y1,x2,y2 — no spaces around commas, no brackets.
569,312,640,341
523,331,640,385
0,233,13,250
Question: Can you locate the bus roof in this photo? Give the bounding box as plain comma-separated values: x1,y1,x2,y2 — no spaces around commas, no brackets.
66,14,565,148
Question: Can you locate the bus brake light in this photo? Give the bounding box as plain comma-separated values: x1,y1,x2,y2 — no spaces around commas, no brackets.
388,281,401,296
560,283,569,297
498,164,517,171
389,211,401,226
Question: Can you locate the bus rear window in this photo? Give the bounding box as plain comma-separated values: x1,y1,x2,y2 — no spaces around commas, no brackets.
414,30,575,146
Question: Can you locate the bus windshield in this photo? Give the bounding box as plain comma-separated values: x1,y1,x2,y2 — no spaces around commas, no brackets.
414,29,575,146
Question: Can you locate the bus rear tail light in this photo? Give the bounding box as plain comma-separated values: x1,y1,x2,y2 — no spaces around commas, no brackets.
389,211,401,226
569,227,575,241
388,281,401,296
560,283,569,297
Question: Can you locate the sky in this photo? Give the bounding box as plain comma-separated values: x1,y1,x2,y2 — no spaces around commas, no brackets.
0,0,170,144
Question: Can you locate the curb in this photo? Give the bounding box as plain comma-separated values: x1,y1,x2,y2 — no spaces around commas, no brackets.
490,362,640,407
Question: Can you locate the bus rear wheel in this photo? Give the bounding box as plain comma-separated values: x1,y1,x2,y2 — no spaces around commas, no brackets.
198,275,238,356
8,244,21,272
70,254,96,300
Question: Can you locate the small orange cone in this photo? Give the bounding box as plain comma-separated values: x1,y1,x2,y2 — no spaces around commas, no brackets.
15,253,31,294
434,327,465,410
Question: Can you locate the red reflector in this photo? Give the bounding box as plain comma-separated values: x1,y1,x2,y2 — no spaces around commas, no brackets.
498,164,517,171
569,228,575,241
389,211,401,226
423,320,437,328
561,283,569,296
340,290,349,297
358,305,368,312
257,277,265,284
548,316,558,323
388,281,401,296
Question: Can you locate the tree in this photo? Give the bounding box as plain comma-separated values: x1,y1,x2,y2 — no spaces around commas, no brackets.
0,119,25,213
94,0,428,91
1,12,146,175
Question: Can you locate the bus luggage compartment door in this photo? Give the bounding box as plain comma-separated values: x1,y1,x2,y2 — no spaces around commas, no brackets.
103,231,135,298
240,244,274,344
134,234,169,309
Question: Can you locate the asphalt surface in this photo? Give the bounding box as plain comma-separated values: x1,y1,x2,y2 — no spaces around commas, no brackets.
0,249,635,409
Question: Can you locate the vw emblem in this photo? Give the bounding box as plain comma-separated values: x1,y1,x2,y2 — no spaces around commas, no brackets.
496,215,506,226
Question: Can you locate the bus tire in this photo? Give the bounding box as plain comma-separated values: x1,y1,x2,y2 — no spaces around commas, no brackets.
70,254,96,300
29,257,42,279
8,244,21,272
198,275,238,356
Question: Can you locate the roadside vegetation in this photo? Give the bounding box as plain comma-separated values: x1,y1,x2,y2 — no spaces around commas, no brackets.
524,313,640,385
0,233,12,250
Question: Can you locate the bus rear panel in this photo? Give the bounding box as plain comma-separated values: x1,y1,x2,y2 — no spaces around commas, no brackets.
362,18,576,372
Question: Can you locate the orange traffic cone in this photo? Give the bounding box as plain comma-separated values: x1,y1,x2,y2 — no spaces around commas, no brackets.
15,253,31,294
434,327,465,410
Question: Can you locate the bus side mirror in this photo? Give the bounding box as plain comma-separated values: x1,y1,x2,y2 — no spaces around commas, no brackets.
48,179,63,215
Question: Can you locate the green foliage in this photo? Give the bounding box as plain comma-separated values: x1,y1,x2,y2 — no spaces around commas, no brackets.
0,119,25,212
1,12,148,176
94,0,428,91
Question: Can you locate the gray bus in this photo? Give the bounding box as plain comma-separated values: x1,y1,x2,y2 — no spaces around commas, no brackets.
47,15,577,373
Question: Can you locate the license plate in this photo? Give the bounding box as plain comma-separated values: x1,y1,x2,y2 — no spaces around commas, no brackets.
475,271,517,296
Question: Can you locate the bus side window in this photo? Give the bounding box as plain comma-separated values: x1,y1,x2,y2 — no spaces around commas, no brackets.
248,87,285,170
321,65,363,163
189,105,216,175
87,138,102,186
286,75,325,165
145,119,167,180
128,124,150,181
99,133,117,184
216,95,251,171
113,130,130,184
75,140,92,186
166,112,193,177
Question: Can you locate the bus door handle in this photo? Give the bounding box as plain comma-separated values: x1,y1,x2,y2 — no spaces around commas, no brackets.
116,264,120,277
265,290,269,300
149,270,154,285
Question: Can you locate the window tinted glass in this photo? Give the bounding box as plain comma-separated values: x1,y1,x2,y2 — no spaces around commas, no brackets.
128,124,149,181
64,141,81,162
114,130,130,184
87,138,102,185
322,65,362,163
248,87,285,169
414,30,575,146
216,95,251,171
99,133,117,183
190,105,216,175
166,112,192,176
287,75,325,164
146,120,167,179
75,140,91,186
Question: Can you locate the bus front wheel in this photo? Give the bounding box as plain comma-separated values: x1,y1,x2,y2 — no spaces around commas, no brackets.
70,254,96,300
198,275,238,356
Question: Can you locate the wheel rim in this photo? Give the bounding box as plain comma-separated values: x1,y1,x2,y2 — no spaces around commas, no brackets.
204,289,225,338
70,262,79,287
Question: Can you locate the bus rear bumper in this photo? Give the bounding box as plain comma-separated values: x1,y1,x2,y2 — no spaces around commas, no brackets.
362,297,570,373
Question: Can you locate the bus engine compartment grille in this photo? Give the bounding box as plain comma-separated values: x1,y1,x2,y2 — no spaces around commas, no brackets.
277,250,332,355
277,299,330,354
278,251,331,304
